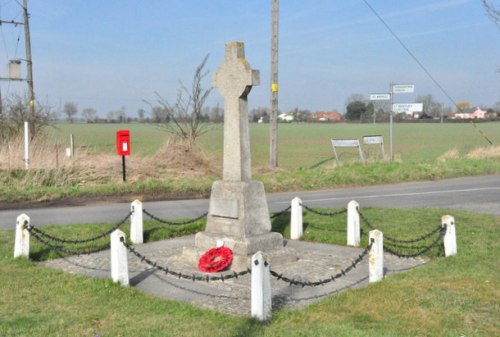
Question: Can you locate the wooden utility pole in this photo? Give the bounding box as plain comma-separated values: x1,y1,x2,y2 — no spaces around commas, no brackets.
22,0,35,118
269,0,279,168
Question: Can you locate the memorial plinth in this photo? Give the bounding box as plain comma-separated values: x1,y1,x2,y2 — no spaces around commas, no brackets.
187,42,286,270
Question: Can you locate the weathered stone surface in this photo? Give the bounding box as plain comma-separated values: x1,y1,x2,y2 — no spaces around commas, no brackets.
192,41,284,259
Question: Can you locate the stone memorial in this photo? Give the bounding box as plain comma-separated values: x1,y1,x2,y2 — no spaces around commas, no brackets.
191,42,284,269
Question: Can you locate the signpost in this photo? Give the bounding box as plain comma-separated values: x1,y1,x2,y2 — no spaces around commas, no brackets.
331,138,365,166
392,84,414,93
116,130,131,182
392,103,423,114
369,93,391,101
363,135,385,159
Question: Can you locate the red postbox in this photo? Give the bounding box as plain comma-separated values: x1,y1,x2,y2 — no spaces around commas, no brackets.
116,130,131,156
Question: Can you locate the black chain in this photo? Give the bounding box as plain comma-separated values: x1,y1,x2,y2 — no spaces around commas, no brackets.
270,206,291,218
27,212,132,245
358,209,444,244
269,239,373,287
143,209,208,225
28,227,110,255
383,226,446,258
121,238,251,282
302,204,347,217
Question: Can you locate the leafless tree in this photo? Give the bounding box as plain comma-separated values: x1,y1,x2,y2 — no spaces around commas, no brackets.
482,0,500,30
81,108,97,123
0,93,52,142
155,55,213,143
63,102,78,123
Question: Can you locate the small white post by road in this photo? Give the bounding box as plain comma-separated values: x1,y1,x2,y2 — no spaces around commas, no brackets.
442,215,457,257
347,200,360,247
369,229,384,283
130,200,143,244
24,121,29,169
111,229,129,286
14,214,30,258
290,197,303,240
251,251,272,322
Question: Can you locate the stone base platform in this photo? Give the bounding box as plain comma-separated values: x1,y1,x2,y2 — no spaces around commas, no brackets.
39,235,427,316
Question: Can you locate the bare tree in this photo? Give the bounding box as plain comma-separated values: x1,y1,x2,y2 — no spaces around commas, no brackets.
482,0,500,29
415,94,442,117
155,55,213,143
0,93,52,141
63,102,78,123
81,108,97,123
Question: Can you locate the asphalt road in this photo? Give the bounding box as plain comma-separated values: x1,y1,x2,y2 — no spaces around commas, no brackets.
1,175,499,229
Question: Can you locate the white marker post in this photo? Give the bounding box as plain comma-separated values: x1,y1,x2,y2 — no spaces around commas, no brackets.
369,230,384,283
130,200,143,244
111,229,129,286
251,251,272,322
14,214,30,258
347,200,360,247
442,215,457,257
290,197,303,240
24,121,29,169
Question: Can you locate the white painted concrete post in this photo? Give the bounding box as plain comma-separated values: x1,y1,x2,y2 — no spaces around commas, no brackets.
111,229,129,286
347,200,360,247
14,214,30,258
442,215,457,257
24,121,29,169
369,230,384,283
290,197,303,240
251,251,272,321
130,200,143,244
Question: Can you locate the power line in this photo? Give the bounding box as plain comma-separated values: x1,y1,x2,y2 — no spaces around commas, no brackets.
361,0,493,145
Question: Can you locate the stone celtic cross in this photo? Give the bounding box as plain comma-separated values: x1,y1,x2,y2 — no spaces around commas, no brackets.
213,42,260,182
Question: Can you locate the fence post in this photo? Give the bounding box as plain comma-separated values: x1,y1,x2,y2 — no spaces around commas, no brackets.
369,230,384,283
111,229,129,286
14,214,30,258
442,215,457,257
347,200,360,247
130,200,144,244
290,197,303,240
251,251,272,322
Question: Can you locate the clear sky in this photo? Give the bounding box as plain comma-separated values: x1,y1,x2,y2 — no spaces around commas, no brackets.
0,0,499,117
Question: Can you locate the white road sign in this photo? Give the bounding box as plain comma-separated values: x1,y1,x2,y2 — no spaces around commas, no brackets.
392,103,423,113
392,84,415,93
370,93,391,101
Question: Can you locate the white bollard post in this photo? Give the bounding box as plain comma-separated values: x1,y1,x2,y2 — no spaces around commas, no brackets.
442,215,457,257
130,200,143,244
251,251,272,322
24,121,29,170
14,214,30,258
290,197,303,240
111,229,129,286
369,229,384,283
347,200,360,247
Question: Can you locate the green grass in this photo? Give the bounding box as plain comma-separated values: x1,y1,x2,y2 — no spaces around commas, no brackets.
47,122,500,168
1,208,498,336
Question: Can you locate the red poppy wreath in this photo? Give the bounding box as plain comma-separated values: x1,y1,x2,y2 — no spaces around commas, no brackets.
198,246,233,273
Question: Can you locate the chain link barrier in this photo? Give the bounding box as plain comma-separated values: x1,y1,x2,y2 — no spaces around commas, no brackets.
27,212,132,245
26,224,111,255
269,239,373,287
301,204,347,217
270,205,291,218
357,208,447,258
383,226,446,258
120,238,251,283
143,209,208,225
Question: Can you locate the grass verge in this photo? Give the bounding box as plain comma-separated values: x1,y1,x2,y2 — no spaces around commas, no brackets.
0,208,498,336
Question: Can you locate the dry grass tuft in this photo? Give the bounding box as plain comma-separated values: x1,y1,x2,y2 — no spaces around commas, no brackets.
466,145,500,159
438,149,460,161
0,137,221,187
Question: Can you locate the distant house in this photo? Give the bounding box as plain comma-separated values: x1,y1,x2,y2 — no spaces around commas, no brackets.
313,111,343,122
278,113,294,122
454,107,487,119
